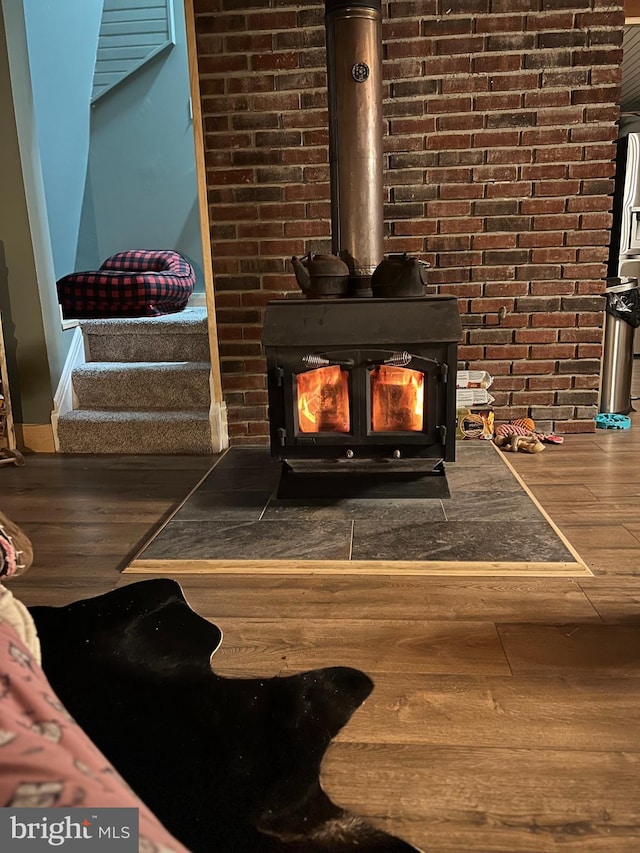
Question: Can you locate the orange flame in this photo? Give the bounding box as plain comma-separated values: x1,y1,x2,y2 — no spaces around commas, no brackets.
297,365,350,433
371,365,424,432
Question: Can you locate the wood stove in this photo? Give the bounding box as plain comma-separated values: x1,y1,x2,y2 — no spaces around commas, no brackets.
259,1,462,499
262,295,462,498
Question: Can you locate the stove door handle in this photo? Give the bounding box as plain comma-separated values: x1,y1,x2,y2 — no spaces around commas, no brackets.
366,350,412,367
366,352,447,380
301,354,355,368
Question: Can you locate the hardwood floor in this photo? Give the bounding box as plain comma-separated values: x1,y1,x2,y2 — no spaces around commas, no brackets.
3,372,640,852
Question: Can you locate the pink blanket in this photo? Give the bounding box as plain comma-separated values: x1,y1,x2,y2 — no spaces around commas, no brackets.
0,610,190,852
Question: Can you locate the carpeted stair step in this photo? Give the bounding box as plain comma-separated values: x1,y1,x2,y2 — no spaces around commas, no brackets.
56,410,213,454
81,307,210,363
72,362,211,411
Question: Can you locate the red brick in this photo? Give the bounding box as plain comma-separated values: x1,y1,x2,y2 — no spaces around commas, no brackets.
439,283,483,298
512,391,555,406
222,374,266,391
515,329,558,344
440,184,485,199
424,56,473,76
237,222,283,239
579,212,614,230
577,344,602,358
485,345,529,359
521,128,569,147
246,11,298,31
387,38,434,60
442,76,489,94
228,422,249,437
565,230,611,246
471,266,517,281
530,248,577,263
555,420,597,434
562,263,607,280
573,375,600,390
530,343,576,359
427,133,473,150
521,198,567,215
471,298,516,313
437,114,484,131
465,360,512,376
536,107,585,126
439,217,484,234
383,19,421,39
473,55,522,74
213,240,259,257
486,181,534,198
530,281,576,296
476,15,524,33
528,376,572,391
473,234,518,250
524,91,572,110
483,282,530,297
517,231,563,248
560,328,602,343
531,312,577,328
512,360,556,375
474,92,523,112
577,312,604,327
458,345,485,361
490,376,527,392
284,220,329,238
533,214,580,231
393,220,438,236
496,407,532,421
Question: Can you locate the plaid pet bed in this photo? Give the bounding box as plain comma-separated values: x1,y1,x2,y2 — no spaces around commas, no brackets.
57,250,196,319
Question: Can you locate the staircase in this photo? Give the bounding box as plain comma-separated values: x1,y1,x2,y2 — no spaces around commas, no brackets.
55,307,217,454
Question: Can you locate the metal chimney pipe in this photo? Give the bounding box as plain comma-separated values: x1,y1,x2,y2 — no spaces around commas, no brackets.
324,0,384,292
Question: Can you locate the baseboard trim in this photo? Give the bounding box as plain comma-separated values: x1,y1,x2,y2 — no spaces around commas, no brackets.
51,326,85,452
15,423,56,453
209,399,229,453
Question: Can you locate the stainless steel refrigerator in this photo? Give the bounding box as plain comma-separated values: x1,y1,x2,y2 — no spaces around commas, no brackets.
609,128,640,355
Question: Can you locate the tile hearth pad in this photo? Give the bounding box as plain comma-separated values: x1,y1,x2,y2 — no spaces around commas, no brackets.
125,442,591,577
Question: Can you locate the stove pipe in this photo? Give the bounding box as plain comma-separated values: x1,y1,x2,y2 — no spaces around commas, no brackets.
324,0,384,288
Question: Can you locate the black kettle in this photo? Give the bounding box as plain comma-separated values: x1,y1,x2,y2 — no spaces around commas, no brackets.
371,253,429,298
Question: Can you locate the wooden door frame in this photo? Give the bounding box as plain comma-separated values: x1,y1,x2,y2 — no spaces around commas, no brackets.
183,0,224,405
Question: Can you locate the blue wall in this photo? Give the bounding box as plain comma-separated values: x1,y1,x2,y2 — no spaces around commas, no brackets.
77,1,204,290
25,0,202,291
23,0,103,281
1,0,81,423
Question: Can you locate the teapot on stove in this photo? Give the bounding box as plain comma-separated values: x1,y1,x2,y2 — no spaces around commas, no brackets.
291,253,350,299
371,253,430,298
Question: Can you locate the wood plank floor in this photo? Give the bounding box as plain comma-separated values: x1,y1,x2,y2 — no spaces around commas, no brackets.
3,369,640,852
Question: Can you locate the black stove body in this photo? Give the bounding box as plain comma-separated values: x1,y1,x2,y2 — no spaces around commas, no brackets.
262,296,462,497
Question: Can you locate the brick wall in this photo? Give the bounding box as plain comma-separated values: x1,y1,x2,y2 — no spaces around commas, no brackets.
192,0,624,443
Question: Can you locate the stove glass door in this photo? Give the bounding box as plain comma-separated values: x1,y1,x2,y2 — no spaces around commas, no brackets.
370,365,425,432
296,364,351,433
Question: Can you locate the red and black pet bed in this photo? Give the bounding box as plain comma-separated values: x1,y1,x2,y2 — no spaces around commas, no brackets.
56,250,196,319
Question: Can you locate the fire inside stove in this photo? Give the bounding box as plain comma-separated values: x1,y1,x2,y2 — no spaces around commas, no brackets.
297,365,350,433
370,365,424,432
296,363,426,435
